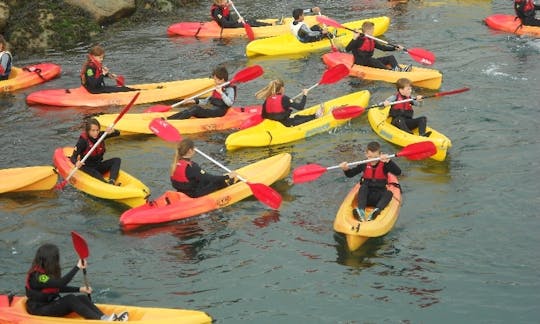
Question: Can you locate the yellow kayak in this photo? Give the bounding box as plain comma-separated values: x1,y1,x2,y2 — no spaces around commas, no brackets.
0,295,211,324
0,166,58,193
26,78,214,107
225,90,370,151
245,16,390,57
0,63,61,93
53,147,150,207
168,16,320,38
367,106,452,161
322,52,443,90
334,174,401,251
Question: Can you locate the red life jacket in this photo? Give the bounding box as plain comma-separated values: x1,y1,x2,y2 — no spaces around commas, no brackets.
358,37,375,52
392,92,413,111
211,4,230,20
264,95,286,113
25,266,60,294
80,55,103,85
361,161,387,188
515,0,536,18
171,159,191,183
80,132,105,157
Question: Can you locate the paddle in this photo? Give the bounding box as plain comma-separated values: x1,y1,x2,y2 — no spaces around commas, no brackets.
291,63,350,100
71,231,91,300
331,87,470,120
148,118,282,209
144,65,264,113
316,16,436,65
319,12,338,52
55,92,140,190
292,141,437,184
89,54,125,86
229,1,255,41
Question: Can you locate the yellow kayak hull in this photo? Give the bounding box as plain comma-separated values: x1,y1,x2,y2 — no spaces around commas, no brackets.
225,90,370,151
322,52,443,90
0,295,211,324
334,174,401,251
367,106,452,161
53,147,150,207
0,166,58,193
245,16,390,57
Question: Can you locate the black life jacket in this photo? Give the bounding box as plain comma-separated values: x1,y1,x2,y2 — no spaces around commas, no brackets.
361,162,387,188
80,132,105,157
264,95,286,113
392,92,413,111
358,37,375,53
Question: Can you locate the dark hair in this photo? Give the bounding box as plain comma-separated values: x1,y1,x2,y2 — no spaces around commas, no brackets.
28,244,61,279
0,35,7,50
366,141,381,153
85,118,101,135
212,66,229,81
396,78,412,90
176,138,194,157
292,8,304,20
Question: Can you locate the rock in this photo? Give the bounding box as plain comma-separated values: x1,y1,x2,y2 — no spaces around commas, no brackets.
0,1,9,32
65,0,136,25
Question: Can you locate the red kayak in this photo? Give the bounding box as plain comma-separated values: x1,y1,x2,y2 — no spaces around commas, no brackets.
485,14,540,37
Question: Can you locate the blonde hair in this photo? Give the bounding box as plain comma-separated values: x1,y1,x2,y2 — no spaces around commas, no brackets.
170,138,194,175
361,21,374,33
255,79,285,100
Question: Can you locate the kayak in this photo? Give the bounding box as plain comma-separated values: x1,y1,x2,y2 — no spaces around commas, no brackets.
26,78,214,107
334,174,401,251
245,16,390,57
167,16,319,38
0,294,212,324
484,14,540,37
0,166,58,193
0,63,61,93
367,105,452,161
53,147,150,207
322,52,443,90
120,153,291,230
225,90,370,151
95,106,262,135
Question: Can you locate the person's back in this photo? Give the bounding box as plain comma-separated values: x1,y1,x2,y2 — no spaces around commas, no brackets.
0,35,12,81
514,0,540,26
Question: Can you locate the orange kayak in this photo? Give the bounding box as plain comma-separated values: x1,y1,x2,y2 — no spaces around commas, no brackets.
0,166,58,193
53,147,150,207
0,294,212,324
95,106,262,135
485,14,540,37
0,63,61,93
26,78,214,107
120,153,291,230
322,52,442,90
334,174,401,251
167,16,319,38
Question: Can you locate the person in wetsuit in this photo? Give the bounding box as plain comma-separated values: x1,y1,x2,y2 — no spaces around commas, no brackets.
210,0,271,28
0,35,12,80
514,0,540,26
80,45,134,94
290,7,330,43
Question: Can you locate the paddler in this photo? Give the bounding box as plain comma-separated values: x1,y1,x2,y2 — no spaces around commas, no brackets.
210,0,271,28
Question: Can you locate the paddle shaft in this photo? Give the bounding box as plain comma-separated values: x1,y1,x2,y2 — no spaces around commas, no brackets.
171,81,231,109
291,83,320,100
326,155,396,171
194,148,248,182
369,87,471,110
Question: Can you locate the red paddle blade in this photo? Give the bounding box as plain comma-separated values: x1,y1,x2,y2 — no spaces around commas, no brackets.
396,141,437,160
115,75,125,86
247,182,282,209
316,16,343,29
55,180,68,190
149,118,182,142
319,64,350,85
292,163,328,184
238,114,263,129
244,23,255,41
406,48,436,65
71,231,89,259
231,65,264,84
144,104,171,113
331,106,365,120
433,87,470,97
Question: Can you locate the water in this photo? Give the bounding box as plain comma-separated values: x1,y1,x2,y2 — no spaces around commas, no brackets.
1,0,539,322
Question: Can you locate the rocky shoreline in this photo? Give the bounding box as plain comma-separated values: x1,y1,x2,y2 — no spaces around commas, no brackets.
0,0,191,57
